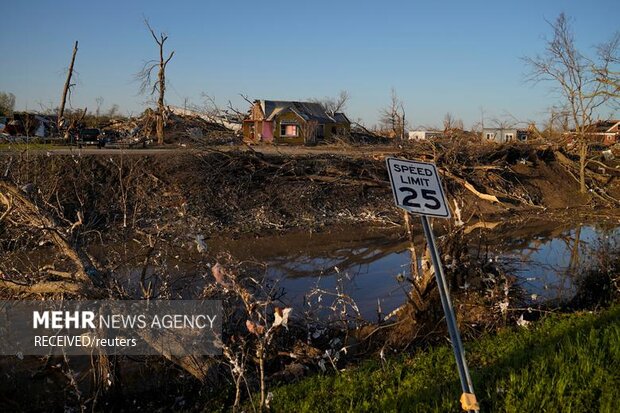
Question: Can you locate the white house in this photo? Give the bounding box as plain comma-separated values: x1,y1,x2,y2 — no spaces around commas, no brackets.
407,130,444,140
482,128,525,143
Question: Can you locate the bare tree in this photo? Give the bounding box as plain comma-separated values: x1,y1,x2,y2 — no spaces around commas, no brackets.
311,90,350,114
0,91,16,117
106,104,120,118
524,13,618,193
594,32,620,106
490,117,515,130
58,41,78,133
379,88,407,139
95,96,104,119
443,112,464,134
541,107,571,141
136,19,175,145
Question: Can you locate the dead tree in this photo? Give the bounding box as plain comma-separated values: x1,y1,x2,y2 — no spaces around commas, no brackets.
137,19,175,145
379,88,407,139
311,90,350,115
0,91,16,117
524,13,618,193
58,41,78,134
443,112,464,136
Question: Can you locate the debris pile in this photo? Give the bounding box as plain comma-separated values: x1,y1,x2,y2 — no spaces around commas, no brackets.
163,112,239,146
99,108,239,146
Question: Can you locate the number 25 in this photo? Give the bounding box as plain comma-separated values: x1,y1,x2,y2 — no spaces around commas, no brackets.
399,187,441,210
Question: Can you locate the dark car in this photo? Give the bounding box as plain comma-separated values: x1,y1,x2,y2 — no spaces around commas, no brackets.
99,130,121,147
77,128,102,148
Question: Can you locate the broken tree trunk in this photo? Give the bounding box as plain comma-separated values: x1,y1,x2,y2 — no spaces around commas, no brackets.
148,21,174,146
579,141,587,194
58,41,78,133
402,211,436,313
0,179,216,380
441,169,502,204
0,180,102,290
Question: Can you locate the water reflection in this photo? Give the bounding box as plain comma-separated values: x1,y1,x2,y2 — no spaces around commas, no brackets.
209,220,620,318
501,224,620,303
6,219,615,319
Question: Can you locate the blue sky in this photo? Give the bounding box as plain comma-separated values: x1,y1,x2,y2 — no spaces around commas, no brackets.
0,0,617,128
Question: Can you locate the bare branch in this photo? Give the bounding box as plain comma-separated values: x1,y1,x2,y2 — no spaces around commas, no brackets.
164,51,175,67
239,93,254,105
310,90,350,114
524,12,618,194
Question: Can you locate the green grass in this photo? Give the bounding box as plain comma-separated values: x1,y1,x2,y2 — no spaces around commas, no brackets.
266,306,620,412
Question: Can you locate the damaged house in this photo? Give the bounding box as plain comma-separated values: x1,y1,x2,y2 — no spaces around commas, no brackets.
483,127,528,143
243,100,350,144
580,120,619,146
2,113,56,137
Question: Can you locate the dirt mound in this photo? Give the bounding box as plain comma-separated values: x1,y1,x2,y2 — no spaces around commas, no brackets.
0,143,617,236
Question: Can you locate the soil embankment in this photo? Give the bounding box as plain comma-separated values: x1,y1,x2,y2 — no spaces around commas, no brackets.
0,143,615,238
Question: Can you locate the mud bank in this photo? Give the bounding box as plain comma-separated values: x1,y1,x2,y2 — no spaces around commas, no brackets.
0,143,616,237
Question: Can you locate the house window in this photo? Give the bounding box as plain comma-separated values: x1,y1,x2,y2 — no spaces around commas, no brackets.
280,123,298,137
486,133,493,140
505,133,514,141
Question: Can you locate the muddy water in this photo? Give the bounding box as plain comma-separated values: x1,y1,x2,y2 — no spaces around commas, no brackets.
208,219,620,318
8,218,617,319
88,219,617,318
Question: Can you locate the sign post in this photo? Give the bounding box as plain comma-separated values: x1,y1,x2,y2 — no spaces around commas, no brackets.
386,157,479,412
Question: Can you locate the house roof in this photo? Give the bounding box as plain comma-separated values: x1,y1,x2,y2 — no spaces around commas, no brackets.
482,127,517,133
259,100,348,124
587,120,620,133
568,120,620,134
332,112,350,124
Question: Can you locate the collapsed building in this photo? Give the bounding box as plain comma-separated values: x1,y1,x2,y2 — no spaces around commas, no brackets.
1,113,56,137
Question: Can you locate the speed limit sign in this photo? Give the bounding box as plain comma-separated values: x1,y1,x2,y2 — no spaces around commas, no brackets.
386,157,478,411
386,157,451,218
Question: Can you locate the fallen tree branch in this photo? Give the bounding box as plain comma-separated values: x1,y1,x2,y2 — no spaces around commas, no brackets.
0,180,103,287
441,169,502,204
0,279,85,295
0,192,13,222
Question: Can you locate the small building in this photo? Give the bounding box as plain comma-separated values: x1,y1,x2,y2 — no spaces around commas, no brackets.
243,100,350,144
584,120,620,145
407,130,444,140
482,128,527,143
563,120,620,146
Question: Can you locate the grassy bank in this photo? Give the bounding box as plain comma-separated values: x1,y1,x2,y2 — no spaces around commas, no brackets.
265,306,620,412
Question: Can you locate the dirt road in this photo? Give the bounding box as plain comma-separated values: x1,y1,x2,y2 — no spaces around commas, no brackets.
0,144,397,158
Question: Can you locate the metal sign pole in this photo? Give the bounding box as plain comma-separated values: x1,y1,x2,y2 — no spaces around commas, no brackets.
385,157,479,411
420,215,479,413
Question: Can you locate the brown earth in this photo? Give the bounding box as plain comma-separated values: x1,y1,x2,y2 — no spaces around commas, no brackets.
0,142,617,240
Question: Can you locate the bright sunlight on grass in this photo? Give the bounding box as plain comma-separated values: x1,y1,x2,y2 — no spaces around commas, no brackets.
266,306,620,412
